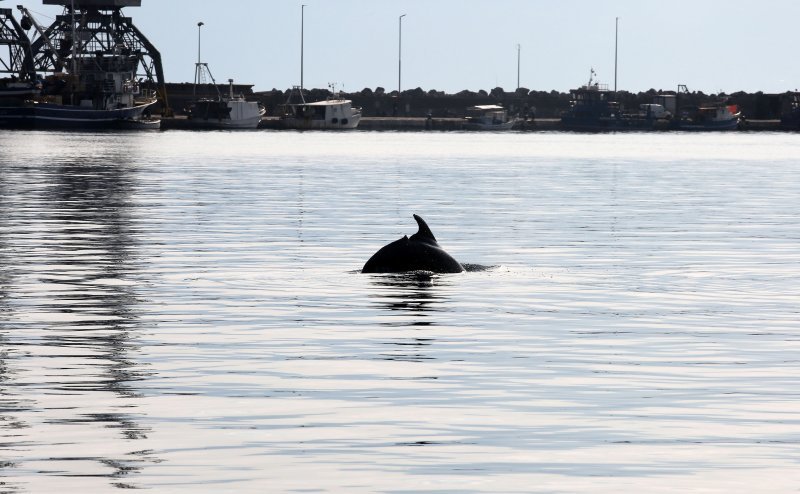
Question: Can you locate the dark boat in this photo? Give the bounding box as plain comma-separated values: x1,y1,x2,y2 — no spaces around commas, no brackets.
780,92,800,130
560,72,668,132
1,2,163,129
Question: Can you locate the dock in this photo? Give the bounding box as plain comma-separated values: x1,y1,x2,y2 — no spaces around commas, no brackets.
159,116,785,132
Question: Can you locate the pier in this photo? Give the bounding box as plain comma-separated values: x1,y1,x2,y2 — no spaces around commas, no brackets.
159,116,784,132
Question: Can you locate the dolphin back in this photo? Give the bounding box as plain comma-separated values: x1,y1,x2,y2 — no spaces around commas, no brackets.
362,215,464,274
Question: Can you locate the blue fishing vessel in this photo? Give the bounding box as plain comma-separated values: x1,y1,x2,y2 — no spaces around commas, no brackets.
1,1,164,129
560,71,666,131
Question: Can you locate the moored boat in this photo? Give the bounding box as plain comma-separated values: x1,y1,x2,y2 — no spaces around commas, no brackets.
463,104,518,130
280,87,361,130
5,3,162,130
560,71,664,131
673,104,741,131
185,79,265,130
182,22,264,130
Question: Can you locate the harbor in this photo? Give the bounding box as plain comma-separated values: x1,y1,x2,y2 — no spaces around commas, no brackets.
1,0,799,133
4,1,800,492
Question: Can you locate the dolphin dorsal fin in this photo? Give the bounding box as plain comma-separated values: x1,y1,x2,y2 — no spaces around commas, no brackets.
410,214,437,244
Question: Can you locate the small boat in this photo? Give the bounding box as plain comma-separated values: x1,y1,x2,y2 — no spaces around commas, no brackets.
186,79,265,130
280,87,361,130
674,104,741,131
463,105,518,130
183,22,265,130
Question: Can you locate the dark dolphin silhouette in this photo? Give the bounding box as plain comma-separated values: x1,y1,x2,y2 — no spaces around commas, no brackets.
362,214,464,274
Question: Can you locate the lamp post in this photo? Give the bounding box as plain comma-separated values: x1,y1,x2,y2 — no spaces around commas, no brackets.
194,21,204,97
614,17,619,94
301,4,306,91
398,14,406,96
516,44,521,90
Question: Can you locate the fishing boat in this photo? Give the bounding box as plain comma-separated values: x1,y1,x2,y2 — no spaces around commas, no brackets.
183,22,264,130
280,86,361,130
463,104,518,130
30,72,159,129
6,2,162,129
185,78,265,130
560,71,661,131
673,104,741,131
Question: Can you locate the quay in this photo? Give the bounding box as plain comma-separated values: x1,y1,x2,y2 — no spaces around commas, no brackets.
159,117,784,132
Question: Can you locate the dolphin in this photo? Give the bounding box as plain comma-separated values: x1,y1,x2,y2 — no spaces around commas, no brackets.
362,214,464,274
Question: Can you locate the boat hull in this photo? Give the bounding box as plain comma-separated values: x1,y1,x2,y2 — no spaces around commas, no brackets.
185,114,262,129
0,105,35,127
560,116,660,132
2,99,160,129
672,118,740,131
281,113,361,130
32,101,154,128
463,119,517,131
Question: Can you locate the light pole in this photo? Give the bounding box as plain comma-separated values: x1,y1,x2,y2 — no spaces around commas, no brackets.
516,44,521,90
301,4,306,91
398,14,406,96
614,16,619,94
194,21,204,97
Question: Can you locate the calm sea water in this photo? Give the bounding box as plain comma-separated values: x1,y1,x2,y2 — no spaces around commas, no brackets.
1,129,799,493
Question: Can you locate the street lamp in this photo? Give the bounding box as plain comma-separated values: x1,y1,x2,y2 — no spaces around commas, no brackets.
516,44,521,90
398,14,406,96
194,21,204,97
301,4,307,90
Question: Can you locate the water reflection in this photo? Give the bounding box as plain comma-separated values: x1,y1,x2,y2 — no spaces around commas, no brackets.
368,272,448,317
0,144,157,489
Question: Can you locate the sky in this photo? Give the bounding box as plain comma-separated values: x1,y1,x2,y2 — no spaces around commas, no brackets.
9,0,800,94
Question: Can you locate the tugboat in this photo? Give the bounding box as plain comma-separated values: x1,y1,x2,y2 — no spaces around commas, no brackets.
560,70,664,131
5,1,164,129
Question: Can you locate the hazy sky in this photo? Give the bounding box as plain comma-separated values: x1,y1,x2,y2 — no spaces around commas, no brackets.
11,0,800,94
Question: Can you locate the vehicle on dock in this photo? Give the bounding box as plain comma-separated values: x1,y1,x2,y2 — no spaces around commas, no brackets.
462,104,518,131
279,86,361,130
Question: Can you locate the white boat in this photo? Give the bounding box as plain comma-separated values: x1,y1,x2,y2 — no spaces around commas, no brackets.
463,104,518,130
281,96,362,130
186,79,265,130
